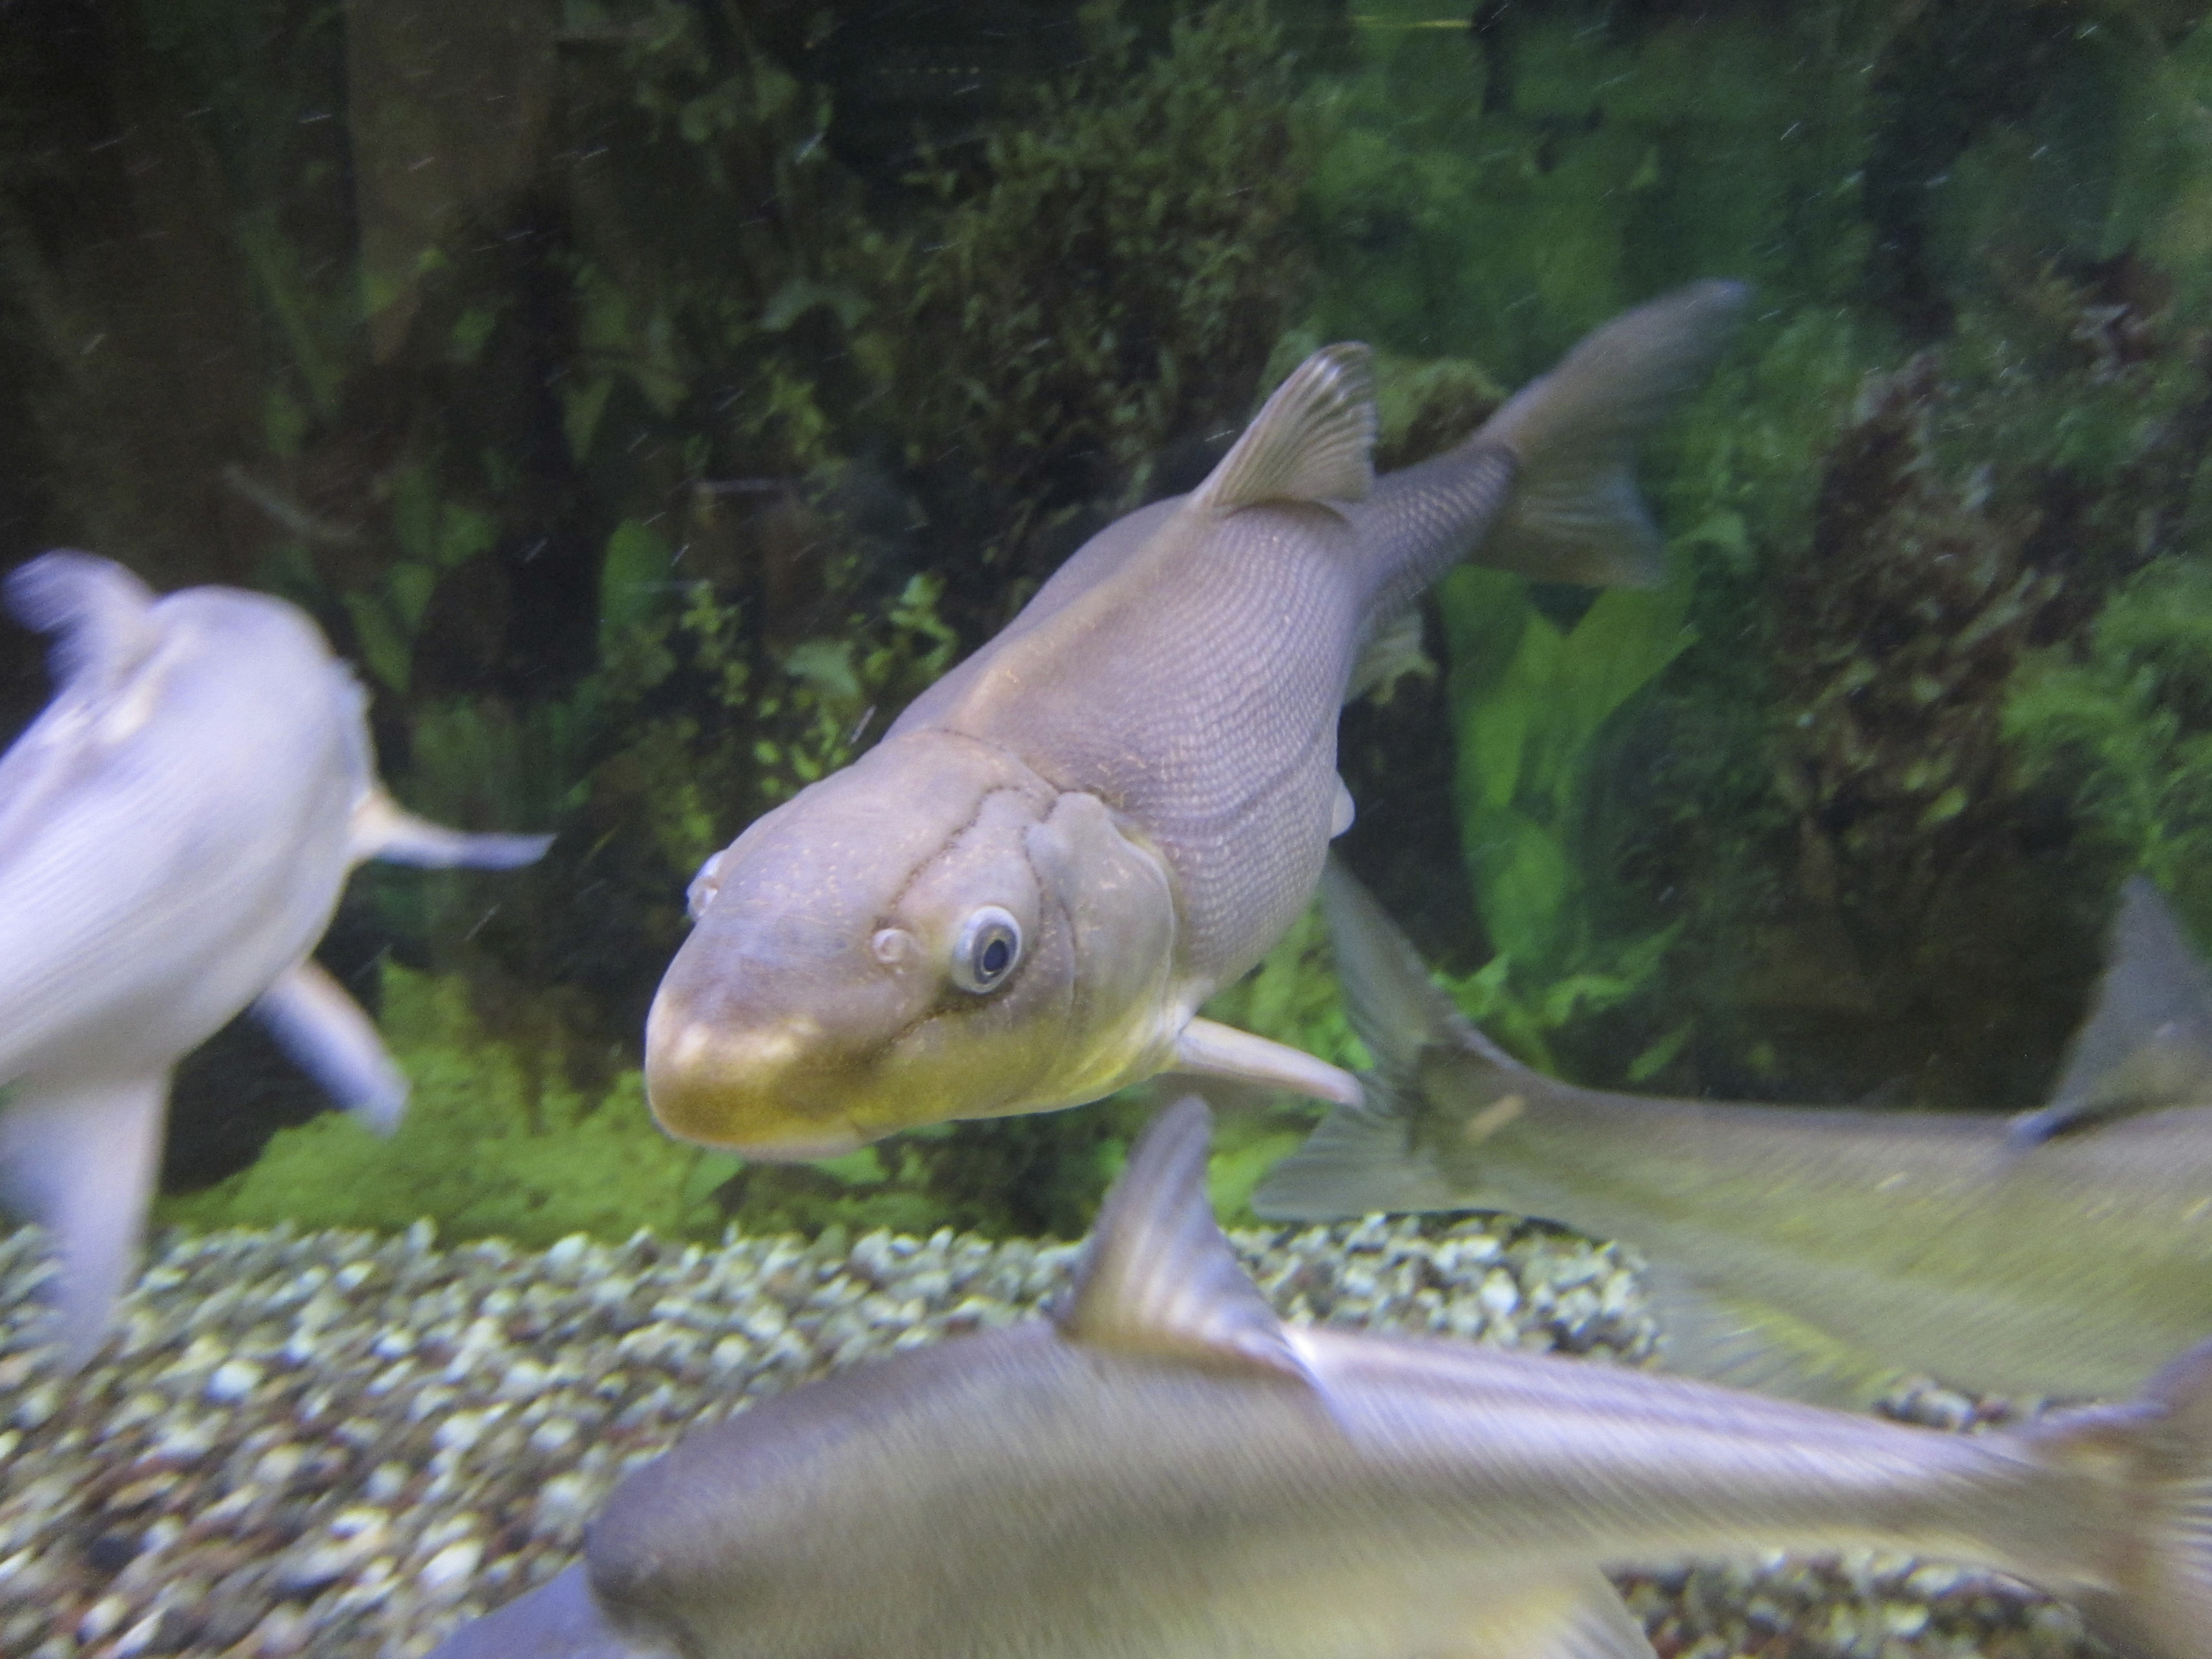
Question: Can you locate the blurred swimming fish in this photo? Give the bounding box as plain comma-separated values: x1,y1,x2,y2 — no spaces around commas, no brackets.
429,1094,2212,1659
1254,862,2212,1405
645,282,1748,1158
0,552,552,1366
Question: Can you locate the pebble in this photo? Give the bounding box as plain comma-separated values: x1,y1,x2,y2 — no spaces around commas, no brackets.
0,1212,2102,1659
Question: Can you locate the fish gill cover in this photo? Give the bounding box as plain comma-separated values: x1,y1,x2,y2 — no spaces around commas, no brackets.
3,0,2212,1244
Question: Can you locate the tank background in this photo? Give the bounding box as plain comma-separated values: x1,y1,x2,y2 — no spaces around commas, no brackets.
1,0,2211,1245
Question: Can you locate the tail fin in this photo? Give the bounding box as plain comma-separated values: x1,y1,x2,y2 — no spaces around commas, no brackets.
1478,279,1749,587
1251,860,1531,1220
2031,1338,2212,1659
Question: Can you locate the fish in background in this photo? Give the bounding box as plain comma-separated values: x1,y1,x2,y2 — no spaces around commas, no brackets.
1256,860,2212,1406
645,280,1749,1158
427,1094,2212,1659
0,552,552,1366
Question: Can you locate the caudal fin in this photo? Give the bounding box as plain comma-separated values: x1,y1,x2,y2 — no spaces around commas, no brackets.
1251,860,1531,1220
1478,279,1749,587
2031,1338,2212,1659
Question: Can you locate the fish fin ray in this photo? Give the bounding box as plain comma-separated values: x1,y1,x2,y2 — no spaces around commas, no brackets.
1478,280,1747,586
1255,861,1529,1220
1059,1096,1315,1387
1435,1572,1656,1659
2011,875,2212,1147
4,551,161,699
1644,1264,1902,1408
1188,343,1376,515
0,1070,169,1369
1525,1573,1658,1659
351,787,554,869
1346,602,1436,705
1321,857,1494,1072
2028,1336,2212,1659
1171,1016,1362,1105
254,961,408,1134
1251,1088,1461,1219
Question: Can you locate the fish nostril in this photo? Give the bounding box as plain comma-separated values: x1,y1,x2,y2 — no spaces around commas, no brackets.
870,927,919,967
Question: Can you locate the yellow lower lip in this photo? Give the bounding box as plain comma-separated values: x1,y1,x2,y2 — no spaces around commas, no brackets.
644,1010,873,1156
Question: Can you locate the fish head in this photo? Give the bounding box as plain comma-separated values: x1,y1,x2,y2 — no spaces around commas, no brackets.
645,731,1183,1155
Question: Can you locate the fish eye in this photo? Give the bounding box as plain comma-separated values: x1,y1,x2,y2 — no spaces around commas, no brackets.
950,905,1023,994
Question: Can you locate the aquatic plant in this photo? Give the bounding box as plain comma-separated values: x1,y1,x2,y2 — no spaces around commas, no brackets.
2008,560,2212,934
1304,1,1867,380
863,0,1313,619
1435,566,1694,1074
1750,241,2212,1105
162,963,735,1247
1773,356,2059,952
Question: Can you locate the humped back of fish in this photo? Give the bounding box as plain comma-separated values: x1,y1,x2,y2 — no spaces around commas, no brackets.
0,557,364,1080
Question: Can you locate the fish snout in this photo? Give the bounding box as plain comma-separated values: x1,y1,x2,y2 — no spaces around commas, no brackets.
642,992,882,1158
643,911,933,1156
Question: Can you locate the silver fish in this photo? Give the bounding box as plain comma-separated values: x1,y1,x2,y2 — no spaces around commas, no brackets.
1255,860,2212,1405
428,1094,2212,1659
644,282,1748,1158
0,552,552,1365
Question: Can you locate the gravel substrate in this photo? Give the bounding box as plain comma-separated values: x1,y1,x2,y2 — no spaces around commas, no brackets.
0,1211,2092,1659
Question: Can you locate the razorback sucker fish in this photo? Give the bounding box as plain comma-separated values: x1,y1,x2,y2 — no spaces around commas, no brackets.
1255,861,2212,1405
645,281,1749,1157
428,1094,2212,1659
0,552,552,1365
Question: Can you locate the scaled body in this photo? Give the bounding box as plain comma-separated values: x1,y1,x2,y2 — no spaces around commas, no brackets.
1256,863,2212,1403
0,552,550,1363
647,282,1747,1156
430,1098,2212,1659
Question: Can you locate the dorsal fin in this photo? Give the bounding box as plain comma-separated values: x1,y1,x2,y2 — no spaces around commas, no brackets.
1186,344,1376,517
4,551,161,700
1057,1095,1312,1384
2063,877,2212,1107
2010,877,2212,1146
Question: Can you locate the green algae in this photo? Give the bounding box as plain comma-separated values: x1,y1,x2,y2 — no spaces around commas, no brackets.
161,964,732,1248
1306,2,1864,378
2008,560,2212,935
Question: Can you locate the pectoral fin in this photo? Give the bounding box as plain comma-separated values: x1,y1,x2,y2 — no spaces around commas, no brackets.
254,960,408,1135
1171,1018,1363,1106
1643,1264,1903,1408
2008,875,2212,1147
351,787,554,869
0,1070,170,1368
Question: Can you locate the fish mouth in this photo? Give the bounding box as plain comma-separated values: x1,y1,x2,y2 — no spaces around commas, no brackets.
642,1003,874,1158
